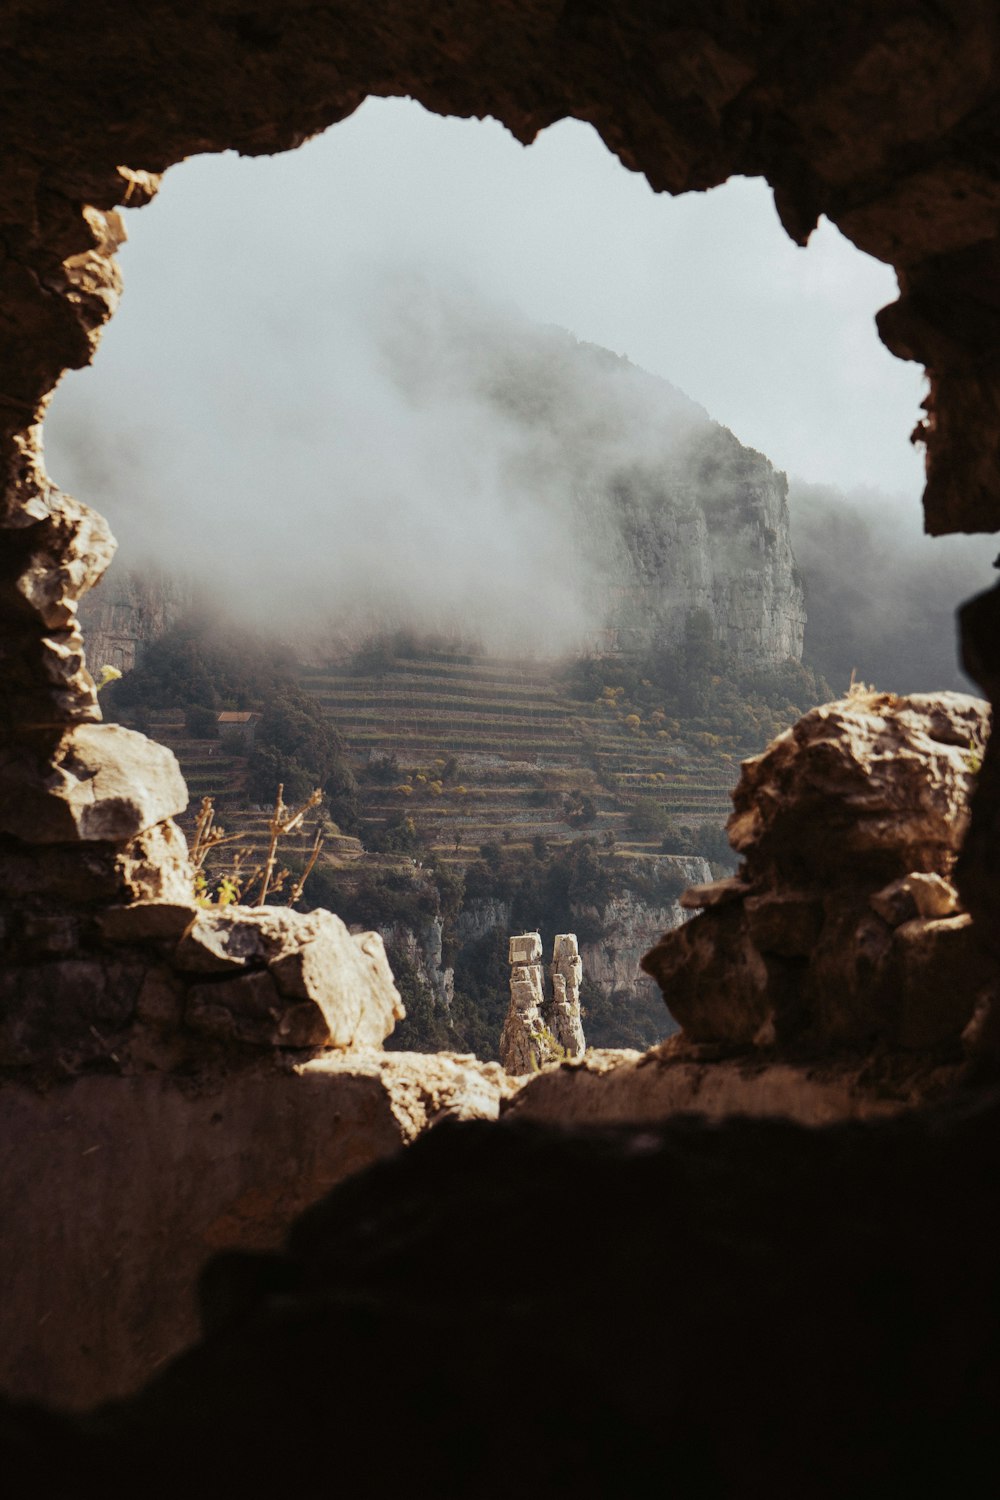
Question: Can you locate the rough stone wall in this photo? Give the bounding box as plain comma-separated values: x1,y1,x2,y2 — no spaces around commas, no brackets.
643,690,995,1055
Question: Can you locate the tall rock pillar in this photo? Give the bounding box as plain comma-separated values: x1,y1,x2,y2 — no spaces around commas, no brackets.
547,933,586,1057
499,932,545,1075
500,930,587,1074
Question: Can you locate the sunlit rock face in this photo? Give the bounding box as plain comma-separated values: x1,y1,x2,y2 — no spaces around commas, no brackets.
643,690,994,1053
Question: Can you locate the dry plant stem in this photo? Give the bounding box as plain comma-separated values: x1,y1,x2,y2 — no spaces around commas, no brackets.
288,828,325,907
256,786,323,907
257,785,286,908
190,797,215,870
190,795,253,873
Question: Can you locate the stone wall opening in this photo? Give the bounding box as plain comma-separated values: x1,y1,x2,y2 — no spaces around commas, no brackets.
3,3,1000,1426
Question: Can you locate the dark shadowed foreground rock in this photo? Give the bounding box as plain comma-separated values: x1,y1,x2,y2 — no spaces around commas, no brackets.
643,691,994,1052
0,1053,516,1408
4,1101,999,1499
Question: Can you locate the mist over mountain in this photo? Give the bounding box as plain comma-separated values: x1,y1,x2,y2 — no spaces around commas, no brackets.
68,277,802,666
788,480,997,695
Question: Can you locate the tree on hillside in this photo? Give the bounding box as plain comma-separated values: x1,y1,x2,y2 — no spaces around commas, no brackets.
238,693,359,827
627,798,674,837
563,790,597,827
112,612,359,829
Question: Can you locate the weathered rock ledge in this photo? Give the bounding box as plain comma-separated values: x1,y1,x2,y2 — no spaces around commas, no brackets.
503,1042,964,1128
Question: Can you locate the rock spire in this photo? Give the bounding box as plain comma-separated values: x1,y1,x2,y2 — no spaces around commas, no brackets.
500,931,586,1075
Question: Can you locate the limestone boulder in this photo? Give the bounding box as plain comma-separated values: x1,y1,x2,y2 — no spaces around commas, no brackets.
178,906,403,1050
887,914,992,1049
870,872,959,926
642,905,771,1046
272,925,404,1050
508,931,542,964
644,690,991,1053
186,970,330,1049
0,724,188,843
99,900,200,944
727,691,988,886
116,821,194,902
743,892,824,957
11,490,117,631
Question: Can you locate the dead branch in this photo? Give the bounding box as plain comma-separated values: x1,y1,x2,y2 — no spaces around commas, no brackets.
287,825,325,907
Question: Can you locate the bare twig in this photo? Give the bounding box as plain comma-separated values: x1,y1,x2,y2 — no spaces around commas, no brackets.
190,796,216,869
287,826,325,907
256,785,285,907
256,786,322,906
194,787,324,908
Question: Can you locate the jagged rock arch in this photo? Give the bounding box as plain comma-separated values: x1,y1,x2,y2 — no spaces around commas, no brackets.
1,2,998,904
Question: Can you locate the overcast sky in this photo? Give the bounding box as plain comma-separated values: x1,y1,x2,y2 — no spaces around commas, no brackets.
45,94,995,648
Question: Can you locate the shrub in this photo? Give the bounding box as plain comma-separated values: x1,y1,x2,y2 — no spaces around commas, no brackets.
627,798,674,836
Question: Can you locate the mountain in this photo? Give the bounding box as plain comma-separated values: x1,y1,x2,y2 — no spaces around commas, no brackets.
79,309,806,676
376,299,806,666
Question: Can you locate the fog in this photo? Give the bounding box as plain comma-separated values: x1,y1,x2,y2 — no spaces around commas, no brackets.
44,97,997,670
55,269,721,653
790,481,997,694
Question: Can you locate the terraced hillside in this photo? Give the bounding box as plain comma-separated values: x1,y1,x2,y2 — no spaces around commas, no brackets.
135,640,812,888
122,646,814,1055
144,711,364,882
299,651,738,863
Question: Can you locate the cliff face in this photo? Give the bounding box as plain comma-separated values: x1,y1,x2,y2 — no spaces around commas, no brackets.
78,569,188,676
394,308,807,670
578,855,711,993
588,423,805,666
378,854,712,1056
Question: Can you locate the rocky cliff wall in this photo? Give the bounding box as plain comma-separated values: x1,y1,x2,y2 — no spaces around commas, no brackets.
78,326,806,675
578,858,711,994
583,421,805,666
449,318,807,667
375,854,712,1055
78,569,189,677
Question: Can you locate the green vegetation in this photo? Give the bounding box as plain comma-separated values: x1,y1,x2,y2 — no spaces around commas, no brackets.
563,608,831,755
110,612,360,829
